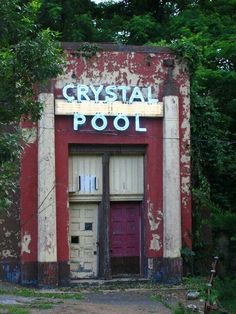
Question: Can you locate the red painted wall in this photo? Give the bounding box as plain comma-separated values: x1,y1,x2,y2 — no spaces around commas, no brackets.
20,122,38,263
55,115,163,262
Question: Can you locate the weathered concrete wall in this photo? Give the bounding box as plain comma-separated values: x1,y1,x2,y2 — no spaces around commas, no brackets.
163,95,181,258
38,92,58,286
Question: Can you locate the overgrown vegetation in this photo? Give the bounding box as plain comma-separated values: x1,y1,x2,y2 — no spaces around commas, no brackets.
0,0,63,212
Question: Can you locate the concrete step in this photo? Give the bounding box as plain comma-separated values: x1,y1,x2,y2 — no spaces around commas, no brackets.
70,277,151,289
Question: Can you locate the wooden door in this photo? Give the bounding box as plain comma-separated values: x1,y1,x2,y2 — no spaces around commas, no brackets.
110,202,140,275
69,203,98,278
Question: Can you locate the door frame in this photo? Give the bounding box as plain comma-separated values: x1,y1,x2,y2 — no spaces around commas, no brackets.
69,144,146,279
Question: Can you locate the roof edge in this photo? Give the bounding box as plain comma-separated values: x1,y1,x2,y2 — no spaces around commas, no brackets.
60,42,173,54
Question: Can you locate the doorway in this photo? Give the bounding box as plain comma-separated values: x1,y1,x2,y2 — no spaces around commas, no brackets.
68,146,145,279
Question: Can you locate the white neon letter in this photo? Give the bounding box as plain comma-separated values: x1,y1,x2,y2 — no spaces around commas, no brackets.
73,113,86,130
129,87,145,103
90,85,103,103
62,84,75,102
105,85,117,103
77,85,90,102
118,86,130,102
135,114,147,132
147,86,158,104
113,114,130,131
91,114,107,131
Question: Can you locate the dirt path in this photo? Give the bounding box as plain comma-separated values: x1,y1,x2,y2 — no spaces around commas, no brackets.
30,290,172,314
0,281,204,314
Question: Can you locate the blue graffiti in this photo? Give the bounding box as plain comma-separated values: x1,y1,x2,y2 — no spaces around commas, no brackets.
1,263,20,283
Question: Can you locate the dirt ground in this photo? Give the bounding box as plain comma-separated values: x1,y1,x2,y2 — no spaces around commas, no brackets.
0,281,205,314
30,290,172,314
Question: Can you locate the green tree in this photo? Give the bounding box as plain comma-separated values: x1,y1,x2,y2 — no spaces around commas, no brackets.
0,0,63,210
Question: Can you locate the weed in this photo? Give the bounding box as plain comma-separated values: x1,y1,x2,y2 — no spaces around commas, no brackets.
182,276,207,300
214,277,236,313
173,302,192,314
150,294,173,310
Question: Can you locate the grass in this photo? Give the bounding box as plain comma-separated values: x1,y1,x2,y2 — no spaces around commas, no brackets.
0,301,55,313
182,276,206,292
0,286,82,314
0,287,82,300
183,276,236,313
172,302,192,314
214,277,236,313
29,301,54,310
0,304,29,314
150,294,173,310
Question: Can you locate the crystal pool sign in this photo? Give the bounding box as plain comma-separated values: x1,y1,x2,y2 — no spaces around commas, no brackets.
55,84,164,132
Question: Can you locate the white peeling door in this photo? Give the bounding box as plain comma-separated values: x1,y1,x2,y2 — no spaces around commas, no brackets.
69,203,98,278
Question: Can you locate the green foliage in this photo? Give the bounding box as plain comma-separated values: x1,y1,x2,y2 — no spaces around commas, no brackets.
214,278,236,313
0,304,29,314
126,14,160,44
0,127,22,210
0,0,63,211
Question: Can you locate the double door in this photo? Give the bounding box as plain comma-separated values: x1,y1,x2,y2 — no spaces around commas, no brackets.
69,153,144,278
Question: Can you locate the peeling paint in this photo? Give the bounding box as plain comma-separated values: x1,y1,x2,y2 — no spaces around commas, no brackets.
179,85,190,96
150,234,161,251
2,250,14,258
181,154,190,164
21,233,31,254
181,176,190,193
147,201,162,231
5,231,11,237
22,128,37,144
148,258,153,269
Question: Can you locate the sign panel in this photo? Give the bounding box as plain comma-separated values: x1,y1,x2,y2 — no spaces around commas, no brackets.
55,100,163,117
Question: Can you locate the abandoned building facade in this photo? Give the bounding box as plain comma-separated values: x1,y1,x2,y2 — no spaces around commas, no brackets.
0,43,191,286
